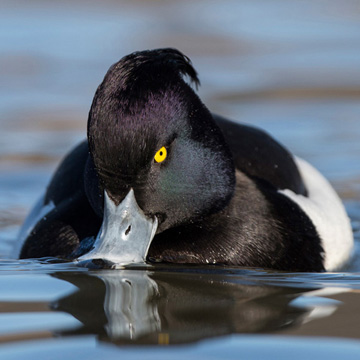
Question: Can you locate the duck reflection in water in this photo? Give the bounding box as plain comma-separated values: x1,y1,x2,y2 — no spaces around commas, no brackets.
49,269,338,345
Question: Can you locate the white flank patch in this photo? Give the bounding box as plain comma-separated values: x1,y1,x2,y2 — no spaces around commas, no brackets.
12,194,55,259
279,157,354,271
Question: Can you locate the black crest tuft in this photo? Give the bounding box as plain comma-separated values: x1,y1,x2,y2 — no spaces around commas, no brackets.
105,48,200,93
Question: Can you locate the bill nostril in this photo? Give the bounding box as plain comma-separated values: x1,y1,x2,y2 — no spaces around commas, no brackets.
125,225,131,236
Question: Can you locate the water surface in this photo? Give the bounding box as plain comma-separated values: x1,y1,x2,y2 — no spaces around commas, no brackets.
1,0,360,358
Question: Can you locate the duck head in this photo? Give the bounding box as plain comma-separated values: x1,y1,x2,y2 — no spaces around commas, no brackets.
80,48,235,265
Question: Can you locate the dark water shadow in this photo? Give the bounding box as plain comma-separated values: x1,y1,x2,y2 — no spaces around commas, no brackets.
48,268,317,346
0,260,359,347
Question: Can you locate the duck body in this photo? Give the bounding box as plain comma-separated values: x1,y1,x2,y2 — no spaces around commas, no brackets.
15,49,353,271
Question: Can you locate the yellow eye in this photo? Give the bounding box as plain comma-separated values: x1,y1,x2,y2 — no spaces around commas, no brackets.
154,146,167,163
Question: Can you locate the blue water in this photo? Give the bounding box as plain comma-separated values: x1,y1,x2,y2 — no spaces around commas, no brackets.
1,0,360,358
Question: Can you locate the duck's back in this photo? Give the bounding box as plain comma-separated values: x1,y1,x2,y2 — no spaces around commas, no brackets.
213,114,307,195
14,141,101,259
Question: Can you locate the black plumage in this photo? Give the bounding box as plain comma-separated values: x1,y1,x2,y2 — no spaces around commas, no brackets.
19,48,324,271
